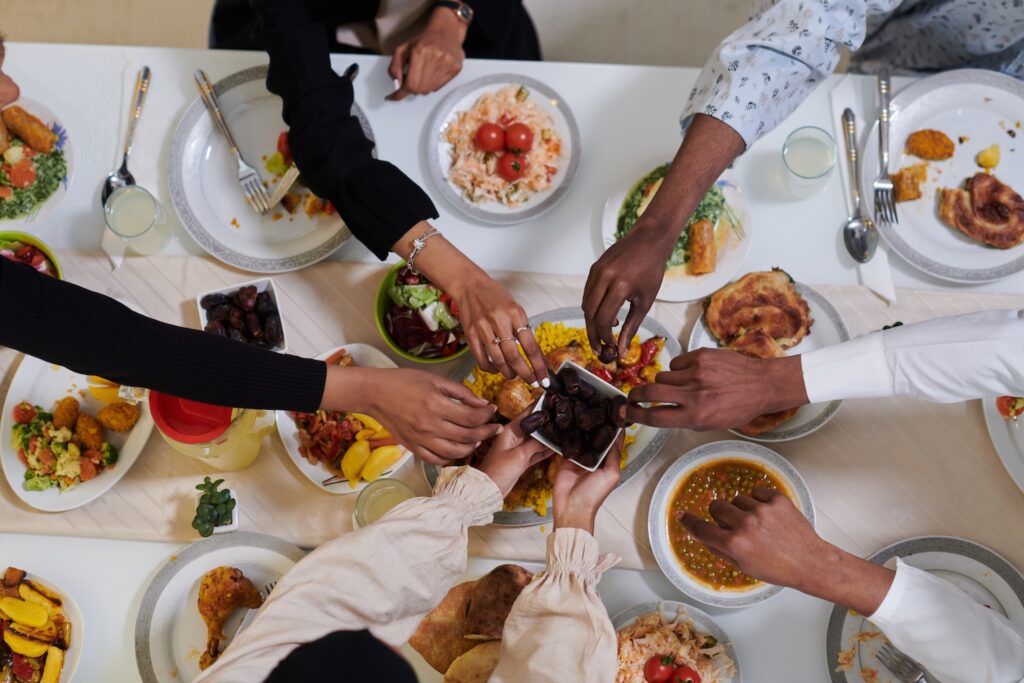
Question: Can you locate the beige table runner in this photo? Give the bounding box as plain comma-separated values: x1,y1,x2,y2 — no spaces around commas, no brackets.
3,252,1024,572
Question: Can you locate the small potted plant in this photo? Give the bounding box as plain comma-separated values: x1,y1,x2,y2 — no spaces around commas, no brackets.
192,476,238,537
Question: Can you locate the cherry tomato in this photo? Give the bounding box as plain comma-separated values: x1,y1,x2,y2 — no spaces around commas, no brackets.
496,153,527,183
505,122,534,152
997,396,1024,420
12,402,36,425
673,665,701,683
277,131,293,165
0,187,12,200
474,123,505,153
644,655,676,683
7,159,36,189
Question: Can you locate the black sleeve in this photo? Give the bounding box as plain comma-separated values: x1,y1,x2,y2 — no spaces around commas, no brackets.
264,629,417,682
251,0,439,260
0,258,326,413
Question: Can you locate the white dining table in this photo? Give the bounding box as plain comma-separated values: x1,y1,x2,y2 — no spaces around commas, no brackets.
2,42,1023,683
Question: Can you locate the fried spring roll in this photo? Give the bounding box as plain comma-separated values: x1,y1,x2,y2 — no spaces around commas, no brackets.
688,217,717,275
1,105,57,154
0,117,10,156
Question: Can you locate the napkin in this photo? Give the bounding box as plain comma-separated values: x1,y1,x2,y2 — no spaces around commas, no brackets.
101,226,127,270
828,75,897,305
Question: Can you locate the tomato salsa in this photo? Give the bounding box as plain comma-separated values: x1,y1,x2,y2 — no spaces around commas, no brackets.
667,458,791,590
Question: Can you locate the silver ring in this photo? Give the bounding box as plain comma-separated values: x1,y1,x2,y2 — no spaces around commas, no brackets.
493,336,517,345
515,325,533,334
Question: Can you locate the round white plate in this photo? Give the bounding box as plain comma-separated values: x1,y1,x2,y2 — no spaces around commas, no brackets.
612,600,741,682
0,97,74,228
169,66,373,272
424,306,681,526
825,536,1024,683
859,69,1024,283
688,282,849,442
648,440,815,609
275,343,413,494
601,164,752,303
983,397,1024,496
426,74,581,225
0,357,155,512
134,532,305,683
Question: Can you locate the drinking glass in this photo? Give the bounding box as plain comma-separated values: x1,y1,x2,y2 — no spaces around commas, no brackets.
354,479,416,528
782,126,837,198
103,185,171,255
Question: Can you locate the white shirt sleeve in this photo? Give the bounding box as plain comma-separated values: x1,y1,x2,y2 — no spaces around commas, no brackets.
491,528,619,683
869,558,1024,683
680,0,899,147
194,466,502,683
801,309,1024,404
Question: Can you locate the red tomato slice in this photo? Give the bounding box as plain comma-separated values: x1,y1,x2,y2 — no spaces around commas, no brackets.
79,459,98,481
277,131,293,165
496,153,527,183
8,159,36,189
0,187,11,200
504,122,534,152
474,123,505,153
673,665,701,683
12,402,36,425
997,396,1024,419
644,655,676,683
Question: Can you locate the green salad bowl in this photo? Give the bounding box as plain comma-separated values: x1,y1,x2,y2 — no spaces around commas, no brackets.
0,231,63,280
374,261,470,365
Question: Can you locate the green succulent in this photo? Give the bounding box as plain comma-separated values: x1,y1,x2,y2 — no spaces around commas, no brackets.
192,476,236,537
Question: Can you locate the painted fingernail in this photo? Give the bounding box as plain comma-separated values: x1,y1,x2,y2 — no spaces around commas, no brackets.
392,78,401,90
496,425,504,434
530,380,540,388
541,377,551,388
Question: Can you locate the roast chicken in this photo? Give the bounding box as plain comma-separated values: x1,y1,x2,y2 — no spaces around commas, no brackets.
198,567,263,671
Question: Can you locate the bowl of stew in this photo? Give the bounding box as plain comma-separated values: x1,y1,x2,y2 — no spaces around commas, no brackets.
648,440,815,608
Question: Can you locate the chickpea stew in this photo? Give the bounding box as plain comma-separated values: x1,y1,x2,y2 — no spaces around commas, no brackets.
667,458,792,590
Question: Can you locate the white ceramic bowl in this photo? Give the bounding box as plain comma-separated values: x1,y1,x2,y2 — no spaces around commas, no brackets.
530,360,625,472
648,440,815,608
194,277,289,352
194,488,240,535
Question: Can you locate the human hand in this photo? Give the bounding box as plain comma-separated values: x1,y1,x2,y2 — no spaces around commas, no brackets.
451,272,549,386
583,223,675,358
478,413,554,497
627,349,807,430
342,366,501,465
551,434,624,533
387,7,466,101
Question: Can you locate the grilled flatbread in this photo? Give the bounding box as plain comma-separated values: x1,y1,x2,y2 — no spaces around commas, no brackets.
463,564,533,640
705,269,812,349
443,641,502,683
409,581,478,673
939,173,1024,249
726,331,800,436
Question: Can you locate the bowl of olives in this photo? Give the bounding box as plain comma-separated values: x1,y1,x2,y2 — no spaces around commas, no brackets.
195,278,289,352
523,361,627,472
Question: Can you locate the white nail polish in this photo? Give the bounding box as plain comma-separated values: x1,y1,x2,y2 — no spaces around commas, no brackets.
530,380,540,388
392,78,401,90
541,377,551,388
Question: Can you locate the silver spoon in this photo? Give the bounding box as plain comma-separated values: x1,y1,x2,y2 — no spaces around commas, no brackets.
840,108,878,263
101,66,152,206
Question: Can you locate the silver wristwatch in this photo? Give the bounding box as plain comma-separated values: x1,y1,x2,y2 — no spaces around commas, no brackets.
434,0,474,25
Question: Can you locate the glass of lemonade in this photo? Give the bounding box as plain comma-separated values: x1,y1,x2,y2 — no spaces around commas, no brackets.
104,185,171,255
354,479,416,527
782,126,837,198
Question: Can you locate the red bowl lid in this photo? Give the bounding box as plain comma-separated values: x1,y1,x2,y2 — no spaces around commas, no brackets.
149,391,233,444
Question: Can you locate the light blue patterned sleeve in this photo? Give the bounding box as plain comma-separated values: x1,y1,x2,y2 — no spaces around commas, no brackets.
681,0,897,147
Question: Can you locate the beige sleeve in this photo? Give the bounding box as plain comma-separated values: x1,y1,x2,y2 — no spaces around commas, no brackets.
194,466,502,683
491,528,620,683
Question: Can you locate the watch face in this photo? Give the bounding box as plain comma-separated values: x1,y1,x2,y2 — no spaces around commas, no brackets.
457,4,474,22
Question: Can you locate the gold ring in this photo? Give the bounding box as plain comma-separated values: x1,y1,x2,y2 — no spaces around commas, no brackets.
493,336,517,344
515,325,532,334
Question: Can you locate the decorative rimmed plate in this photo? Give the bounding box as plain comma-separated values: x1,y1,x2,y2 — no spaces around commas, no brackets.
648,440,815,609
275,343,413,494
601,164,752,303
423,306,681,526
0,97,74,228
425,73,581,225
612,601,742,682
825,535,1024,683
688,282,849,442
983,397,1024,496
169,65,373,272
0,356,155,512
859,69,1024,283
134,532,306,683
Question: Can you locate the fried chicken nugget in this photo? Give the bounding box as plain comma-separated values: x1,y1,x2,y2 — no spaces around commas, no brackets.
74,413,105,451
905,129,954,161
97,401,141,432
52,396,80,430
1,106,58,154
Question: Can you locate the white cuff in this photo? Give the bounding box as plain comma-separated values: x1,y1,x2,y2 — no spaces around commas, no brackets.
800,332,891,403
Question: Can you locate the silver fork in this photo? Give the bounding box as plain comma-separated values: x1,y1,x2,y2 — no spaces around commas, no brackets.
194,69,271,215
876,643,926,682
229,580,278,641
872,67,898,225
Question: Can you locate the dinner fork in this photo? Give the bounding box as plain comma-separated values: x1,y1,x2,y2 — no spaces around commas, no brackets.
876,643,926,682
872,68,898,225
230,581,278,641
194,69,271,215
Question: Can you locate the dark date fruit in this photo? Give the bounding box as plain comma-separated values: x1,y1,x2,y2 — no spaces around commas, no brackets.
236,285,258,312
577,381,596,401
263,314,284,346
208,303,231,322
255,291,277,316
545,370,564,395
199,293,231,310
554,398,573,430
590,425,616,455
228,307,247,331
598,344,619,364
540,420,561,444
561,430,582,461
204,319,227,336
520,410,548,435
227,327,248,343
577,406,607,432
559,367,581,395
245,311,263,339
609,395,628,428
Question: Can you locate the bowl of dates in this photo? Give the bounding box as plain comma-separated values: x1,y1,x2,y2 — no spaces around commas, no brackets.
195,278,289,352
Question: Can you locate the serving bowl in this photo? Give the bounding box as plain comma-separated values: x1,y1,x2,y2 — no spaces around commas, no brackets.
194,277,289,352
648,440,815,608
374,262,470,365
0,230,63,279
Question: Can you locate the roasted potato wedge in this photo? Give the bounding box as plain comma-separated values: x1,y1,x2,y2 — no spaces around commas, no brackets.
0,596,48,627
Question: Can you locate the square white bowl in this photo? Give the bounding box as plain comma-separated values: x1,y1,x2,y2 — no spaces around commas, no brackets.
195,277,289,353
530,360,626,472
